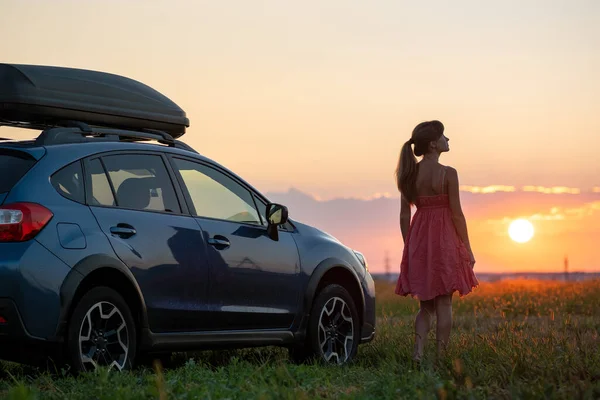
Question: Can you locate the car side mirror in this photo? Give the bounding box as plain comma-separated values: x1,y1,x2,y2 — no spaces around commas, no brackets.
267,203,288,225
266,203,288,241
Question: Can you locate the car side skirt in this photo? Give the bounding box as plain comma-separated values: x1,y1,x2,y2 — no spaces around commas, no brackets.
141,328,296,351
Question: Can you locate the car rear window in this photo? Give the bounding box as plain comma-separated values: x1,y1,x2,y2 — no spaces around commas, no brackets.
51,161,85,204
0,152,36,194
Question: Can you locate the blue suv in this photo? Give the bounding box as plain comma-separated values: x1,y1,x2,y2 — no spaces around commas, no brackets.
0,64,375,372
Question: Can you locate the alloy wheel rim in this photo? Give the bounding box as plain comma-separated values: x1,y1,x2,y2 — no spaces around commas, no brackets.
78,301,129,371
317,296,354,364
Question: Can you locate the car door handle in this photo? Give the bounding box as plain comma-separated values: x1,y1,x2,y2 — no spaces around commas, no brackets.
110,224,137,238
207,236,230,248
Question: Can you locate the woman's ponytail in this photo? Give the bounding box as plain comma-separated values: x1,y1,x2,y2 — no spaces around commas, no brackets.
395,139,418,204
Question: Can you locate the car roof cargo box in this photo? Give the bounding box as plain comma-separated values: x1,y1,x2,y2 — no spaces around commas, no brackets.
0,64,189,138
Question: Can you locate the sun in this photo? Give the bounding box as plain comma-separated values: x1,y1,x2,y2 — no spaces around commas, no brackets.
508,219,534,243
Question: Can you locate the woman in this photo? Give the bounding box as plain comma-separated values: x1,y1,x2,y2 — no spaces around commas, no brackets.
394,120,478,363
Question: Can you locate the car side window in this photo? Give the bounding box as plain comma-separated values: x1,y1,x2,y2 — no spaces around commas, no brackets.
51,161,85,203
87,158,115,206
254,197,268,227
99,154,181,213
173,158,262,225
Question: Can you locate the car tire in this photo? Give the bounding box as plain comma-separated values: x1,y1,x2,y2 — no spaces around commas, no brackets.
66,286,137,372
297,284,360,365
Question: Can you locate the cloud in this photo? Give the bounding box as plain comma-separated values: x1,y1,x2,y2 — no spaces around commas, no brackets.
325,192,395,201
267,187,600,273
461,186,597,195
491,201,600,223
521,186,581,195
361,192,394,200
460,185,516,194
276,185,598,203
563,201,600,218
273,188,397,202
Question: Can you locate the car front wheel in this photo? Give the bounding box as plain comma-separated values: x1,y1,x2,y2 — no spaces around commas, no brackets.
66,286,136,372
304,284,360,365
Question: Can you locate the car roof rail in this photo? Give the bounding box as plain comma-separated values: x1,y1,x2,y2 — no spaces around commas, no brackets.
34,122,198,153
172,140,198,153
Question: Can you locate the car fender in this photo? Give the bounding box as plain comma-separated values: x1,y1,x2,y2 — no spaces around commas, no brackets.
304,257,366,318
54,254,148,339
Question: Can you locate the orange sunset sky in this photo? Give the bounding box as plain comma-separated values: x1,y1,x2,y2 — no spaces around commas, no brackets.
2,1,599,273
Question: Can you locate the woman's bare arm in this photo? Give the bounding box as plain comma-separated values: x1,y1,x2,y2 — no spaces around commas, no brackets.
446,167,473,253
400,195,411,243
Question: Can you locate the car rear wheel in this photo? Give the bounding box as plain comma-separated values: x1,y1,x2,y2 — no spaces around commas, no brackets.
66,286,136,372
292,284,360,365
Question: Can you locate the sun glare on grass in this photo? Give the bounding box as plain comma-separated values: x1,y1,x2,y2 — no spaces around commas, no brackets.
508,219,534,243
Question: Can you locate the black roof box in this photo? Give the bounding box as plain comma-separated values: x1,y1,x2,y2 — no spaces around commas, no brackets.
0,64,189,138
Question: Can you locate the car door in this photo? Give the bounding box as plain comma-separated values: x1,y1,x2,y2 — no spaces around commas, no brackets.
169,156,301,331
85,152,211,333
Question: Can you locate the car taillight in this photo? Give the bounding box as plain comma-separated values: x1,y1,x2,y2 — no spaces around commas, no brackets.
0,203,53,242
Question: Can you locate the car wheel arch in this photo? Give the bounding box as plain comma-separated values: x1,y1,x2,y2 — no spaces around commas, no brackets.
304,258,365,325
56,255,148,341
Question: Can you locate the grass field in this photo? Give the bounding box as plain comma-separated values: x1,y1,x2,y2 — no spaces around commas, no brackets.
1,279,599,399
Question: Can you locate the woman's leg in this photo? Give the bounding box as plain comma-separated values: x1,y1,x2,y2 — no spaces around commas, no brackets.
434,294,453,358
414,299,435,361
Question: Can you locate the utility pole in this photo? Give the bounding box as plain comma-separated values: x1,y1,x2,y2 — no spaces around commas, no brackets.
564,255,569,282
384,250,391,281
